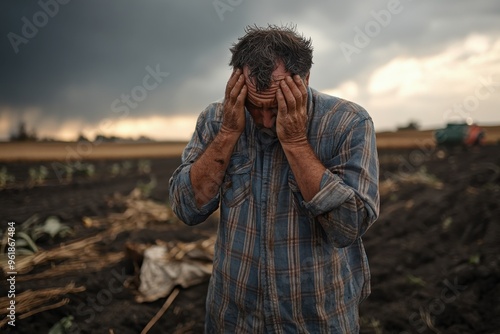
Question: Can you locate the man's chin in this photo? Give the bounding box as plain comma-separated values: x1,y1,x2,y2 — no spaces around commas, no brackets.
257,126,277,137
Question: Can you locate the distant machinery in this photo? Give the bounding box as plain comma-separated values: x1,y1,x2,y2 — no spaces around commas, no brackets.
434,123,485,148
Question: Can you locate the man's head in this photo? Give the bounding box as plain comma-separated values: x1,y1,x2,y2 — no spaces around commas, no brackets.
230,24,313,92
230,25,313,129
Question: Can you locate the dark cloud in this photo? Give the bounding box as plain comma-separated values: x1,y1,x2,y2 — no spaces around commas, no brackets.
0,0,235,122
0,0,499,136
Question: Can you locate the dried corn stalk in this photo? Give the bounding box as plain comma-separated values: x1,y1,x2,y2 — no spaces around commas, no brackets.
0,282,85,327
1,188,173,276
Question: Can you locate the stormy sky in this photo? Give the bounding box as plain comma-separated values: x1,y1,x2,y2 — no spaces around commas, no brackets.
1,0,499,141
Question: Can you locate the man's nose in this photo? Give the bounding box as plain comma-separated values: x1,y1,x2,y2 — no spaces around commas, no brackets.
262,109,277,128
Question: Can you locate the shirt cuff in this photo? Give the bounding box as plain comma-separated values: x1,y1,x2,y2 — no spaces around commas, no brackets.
181,165,220,217
302,169,355,217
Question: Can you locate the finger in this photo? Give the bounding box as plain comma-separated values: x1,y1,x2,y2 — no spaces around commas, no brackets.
225,68,242,98
284,76,302,108
293,74,308,102
229,74,245,103
276,88,287,115
279,78,296,111
234,84,247,109
288,75,305,103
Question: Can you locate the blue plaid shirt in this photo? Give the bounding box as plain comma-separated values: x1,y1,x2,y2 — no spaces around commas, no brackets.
169,87,380,333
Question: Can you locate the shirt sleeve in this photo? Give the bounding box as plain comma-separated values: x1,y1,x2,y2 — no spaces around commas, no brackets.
302,117,380,247
168,104,221,225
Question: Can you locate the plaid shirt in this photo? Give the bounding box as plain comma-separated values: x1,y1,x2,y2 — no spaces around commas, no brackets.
169,87,380,333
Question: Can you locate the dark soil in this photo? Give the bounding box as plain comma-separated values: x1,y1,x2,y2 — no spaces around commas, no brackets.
1,145,499,333
361,145,500,334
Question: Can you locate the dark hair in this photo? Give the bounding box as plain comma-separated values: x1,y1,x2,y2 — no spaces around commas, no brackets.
229,24,313,92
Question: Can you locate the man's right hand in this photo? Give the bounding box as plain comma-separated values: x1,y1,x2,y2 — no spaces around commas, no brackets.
190,68,247,208
220,68,247,137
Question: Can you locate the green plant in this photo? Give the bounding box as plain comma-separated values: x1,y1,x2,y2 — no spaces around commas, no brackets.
82,163,95,178
137,175,157,198
407,274,426,287
1,215,73,257
121,160,132,175
110,163,121,177
48,315,74,334
64,165,74,182
28,165,48,186
469,254,481,265
0,166,15,188
32,216,73,240
138,159,152,175
64,162,96,180
360,317,383,334
15,232,39,254
442,217,453,231
1,227,38,256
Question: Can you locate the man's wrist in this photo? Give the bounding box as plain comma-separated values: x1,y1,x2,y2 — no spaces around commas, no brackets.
280,137,310,151
218,126,242,144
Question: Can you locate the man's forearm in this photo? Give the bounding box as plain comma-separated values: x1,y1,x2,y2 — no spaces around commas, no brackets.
282,141,326,202
190,130,240,207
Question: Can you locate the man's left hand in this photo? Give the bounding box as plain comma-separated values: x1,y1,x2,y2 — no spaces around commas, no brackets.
276,75,308,146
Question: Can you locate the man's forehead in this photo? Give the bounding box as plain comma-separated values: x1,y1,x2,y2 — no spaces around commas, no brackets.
270,75,286,83
243,64,290,85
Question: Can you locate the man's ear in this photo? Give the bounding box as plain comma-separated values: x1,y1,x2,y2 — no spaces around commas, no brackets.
305,72,310,86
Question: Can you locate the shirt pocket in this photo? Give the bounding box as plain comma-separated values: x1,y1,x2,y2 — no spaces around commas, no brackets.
221,153,252,207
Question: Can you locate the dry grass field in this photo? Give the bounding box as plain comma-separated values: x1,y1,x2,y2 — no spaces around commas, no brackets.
0,141,188,162
1,125,499,162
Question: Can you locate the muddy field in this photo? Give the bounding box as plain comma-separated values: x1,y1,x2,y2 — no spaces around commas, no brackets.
0,144,499,333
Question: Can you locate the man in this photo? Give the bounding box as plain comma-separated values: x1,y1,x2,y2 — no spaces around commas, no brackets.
169,25,379,333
